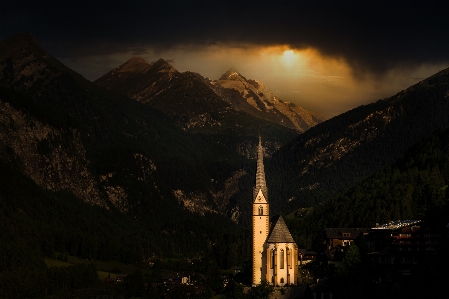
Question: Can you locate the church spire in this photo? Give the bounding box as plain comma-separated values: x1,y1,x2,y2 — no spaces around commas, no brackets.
253,135,268,202
255,135,267,189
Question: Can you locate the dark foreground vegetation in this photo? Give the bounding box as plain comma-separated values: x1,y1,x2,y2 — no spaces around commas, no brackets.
286,128,449,299
2,126,449,298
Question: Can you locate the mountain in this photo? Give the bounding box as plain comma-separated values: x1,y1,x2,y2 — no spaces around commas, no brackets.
95,57,298,157
286,127,449,253
267,66,449,213
316,127,449,228
285,127,449,299
205,68,322,132
0,33,252,260
95,57,226,131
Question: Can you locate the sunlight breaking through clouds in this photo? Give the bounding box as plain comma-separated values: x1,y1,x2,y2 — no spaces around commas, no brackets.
60,43,448,120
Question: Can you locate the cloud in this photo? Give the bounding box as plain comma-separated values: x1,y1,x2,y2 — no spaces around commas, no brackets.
2,0,448,78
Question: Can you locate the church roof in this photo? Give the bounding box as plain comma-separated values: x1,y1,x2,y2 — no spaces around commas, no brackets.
267,215,296,243
253,135,268,202
255,136,266,189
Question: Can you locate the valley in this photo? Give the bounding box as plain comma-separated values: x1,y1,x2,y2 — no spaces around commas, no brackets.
0,33,448,298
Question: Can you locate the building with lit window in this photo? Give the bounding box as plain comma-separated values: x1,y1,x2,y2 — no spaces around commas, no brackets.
252,137,299,286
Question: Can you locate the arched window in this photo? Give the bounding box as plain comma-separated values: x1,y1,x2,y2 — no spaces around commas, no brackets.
287,247,291,269
280,249,284,269
259,206,263,215
280,278,284,284
270,249,275,269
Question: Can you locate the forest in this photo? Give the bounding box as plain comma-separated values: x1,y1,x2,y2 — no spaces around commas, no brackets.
287,127,449,250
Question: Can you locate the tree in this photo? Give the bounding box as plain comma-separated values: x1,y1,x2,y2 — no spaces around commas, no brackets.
124,269,144,298
304,284,313,299
250,280,274,299
225,280,247,299
336,244,361,278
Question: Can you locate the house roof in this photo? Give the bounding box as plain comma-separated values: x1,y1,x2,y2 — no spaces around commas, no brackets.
266,215,296,243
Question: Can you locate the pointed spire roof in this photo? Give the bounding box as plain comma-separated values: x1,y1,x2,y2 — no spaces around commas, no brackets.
253,135,268,202
255,135,266,189
267,216,296,243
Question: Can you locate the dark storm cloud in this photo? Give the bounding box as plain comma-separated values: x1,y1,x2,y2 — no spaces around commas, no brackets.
2,0,448,76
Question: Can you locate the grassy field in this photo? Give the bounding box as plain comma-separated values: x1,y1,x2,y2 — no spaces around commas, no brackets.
44,258,72,267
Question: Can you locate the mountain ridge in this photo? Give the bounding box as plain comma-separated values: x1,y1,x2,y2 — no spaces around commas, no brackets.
95,56,298,156
267,64,449,213
208,68,322,132
0,33,298,231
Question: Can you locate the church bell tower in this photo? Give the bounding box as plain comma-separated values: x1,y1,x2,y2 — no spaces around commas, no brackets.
252,136,269,285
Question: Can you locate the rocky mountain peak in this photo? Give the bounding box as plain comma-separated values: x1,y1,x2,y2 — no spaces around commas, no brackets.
211,68,322,132
152,58,178,74
0,33,74,91
115,57,150,73
11,32,37,43
0,32,48,60
219,67,245,81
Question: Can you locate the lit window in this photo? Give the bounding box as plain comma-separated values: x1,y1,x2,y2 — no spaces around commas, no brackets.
280,249,284,269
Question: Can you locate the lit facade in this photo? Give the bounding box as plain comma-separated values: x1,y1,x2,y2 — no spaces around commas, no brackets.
252,137,298,286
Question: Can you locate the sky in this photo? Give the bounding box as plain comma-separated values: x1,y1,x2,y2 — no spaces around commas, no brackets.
1,0,449,118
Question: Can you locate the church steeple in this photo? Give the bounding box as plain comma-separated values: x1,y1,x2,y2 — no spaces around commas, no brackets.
256,136,266,188
253,136,268,202
252,135,270,286
251,135,299,287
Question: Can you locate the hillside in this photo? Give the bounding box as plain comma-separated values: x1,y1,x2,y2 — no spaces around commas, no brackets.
0,32,252,259
287,127,449,252
268,66,449,214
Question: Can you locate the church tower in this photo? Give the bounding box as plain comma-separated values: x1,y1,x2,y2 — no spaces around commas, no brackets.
252,136,270,285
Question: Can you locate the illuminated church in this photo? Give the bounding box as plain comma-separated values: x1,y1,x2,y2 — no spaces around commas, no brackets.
252,137,299,286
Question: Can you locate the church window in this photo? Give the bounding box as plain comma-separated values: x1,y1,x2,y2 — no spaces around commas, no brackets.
287,247,291,269
270,249,275,269
280,249,284,269
259,206,263,215
280,278,284,284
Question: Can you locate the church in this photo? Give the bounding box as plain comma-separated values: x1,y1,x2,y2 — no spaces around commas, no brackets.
252,137,299,286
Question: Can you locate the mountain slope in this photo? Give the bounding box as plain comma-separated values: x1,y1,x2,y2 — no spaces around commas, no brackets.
287,127,449,251
205,68,322,132
95,57,298,157
0,87,105,207
0,33,248,256
284,128,449,299
268,66,449,213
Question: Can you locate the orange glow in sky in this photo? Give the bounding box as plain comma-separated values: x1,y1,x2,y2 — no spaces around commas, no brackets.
61,44,447,120
281,50,297,67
